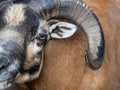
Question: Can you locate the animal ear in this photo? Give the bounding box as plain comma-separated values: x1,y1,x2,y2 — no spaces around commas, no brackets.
48,20,77,39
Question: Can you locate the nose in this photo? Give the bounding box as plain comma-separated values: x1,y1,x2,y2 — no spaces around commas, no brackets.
0,58,20,82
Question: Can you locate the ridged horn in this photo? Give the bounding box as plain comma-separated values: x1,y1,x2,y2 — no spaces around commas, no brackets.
20,0,105,70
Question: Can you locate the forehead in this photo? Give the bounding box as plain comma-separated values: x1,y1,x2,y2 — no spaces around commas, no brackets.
4,4,25,26
3,3,39,28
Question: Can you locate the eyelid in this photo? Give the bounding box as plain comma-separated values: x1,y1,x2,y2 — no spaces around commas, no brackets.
36,33,46,40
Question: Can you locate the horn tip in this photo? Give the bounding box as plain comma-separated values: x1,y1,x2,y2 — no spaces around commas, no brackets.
84,50,103,70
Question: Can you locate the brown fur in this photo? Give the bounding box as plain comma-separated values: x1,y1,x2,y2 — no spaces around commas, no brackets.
24,42,36,70
18,0,120,90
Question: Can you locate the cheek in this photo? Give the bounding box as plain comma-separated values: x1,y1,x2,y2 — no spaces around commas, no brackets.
24,42,36,70
26,42,34,61
24,41,43,70
33,40,43,55
26,41,43,60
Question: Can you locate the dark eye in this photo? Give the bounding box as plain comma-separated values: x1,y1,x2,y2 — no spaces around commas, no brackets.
40,34,47,38
36,33,47,40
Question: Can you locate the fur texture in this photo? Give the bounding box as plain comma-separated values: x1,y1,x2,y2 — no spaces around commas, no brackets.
4,4,25,26
17,0,120,90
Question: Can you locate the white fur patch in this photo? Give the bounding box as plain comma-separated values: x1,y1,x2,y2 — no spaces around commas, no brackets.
0,47,5,53
33,40,43,55
0,81,11,89
0,29,24,47
8,60,20,72
4,4,25,26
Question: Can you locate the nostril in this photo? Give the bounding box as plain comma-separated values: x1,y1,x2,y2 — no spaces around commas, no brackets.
0,63,4,69
0,60,9,70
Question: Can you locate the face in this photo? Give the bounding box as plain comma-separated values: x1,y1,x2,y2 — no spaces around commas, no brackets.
0,2,48,89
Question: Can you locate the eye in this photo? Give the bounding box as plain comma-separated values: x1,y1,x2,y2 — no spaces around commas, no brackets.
36,33,47,40
40,34,47,39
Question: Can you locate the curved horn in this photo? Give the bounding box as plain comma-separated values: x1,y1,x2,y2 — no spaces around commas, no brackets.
21,0,105,70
